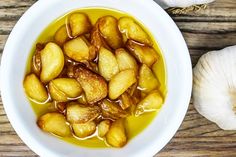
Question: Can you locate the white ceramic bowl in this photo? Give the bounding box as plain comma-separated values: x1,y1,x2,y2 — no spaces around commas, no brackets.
0,0,192,156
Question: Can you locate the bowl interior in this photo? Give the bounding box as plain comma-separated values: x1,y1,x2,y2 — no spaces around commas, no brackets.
1,0,192,157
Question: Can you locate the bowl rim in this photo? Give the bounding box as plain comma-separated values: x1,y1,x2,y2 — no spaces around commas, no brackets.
0,0,192,156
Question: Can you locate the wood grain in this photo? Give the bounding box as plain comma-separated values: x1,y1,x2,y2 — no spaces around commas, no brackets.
0,0,236,156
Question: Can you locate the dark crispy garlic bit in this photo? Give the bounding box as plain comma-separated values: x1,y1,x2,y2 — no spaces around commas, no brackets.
139,64,159,93
106,119,127,147
135,90,163,116
118,17,152,46
98,16,123,49
32,43,44,76
91,22,111,51
74,65,108,104
98,120,111,137
100,99,129,120
109,69,137,100
40,42,64,83
54,25,70,46
119,92,133,110
55,102,67,113
72,121,96,138
66,102,100,123
98,47,119,81
23,73,48,103
37,112,71,137
69,13,92,37
126,40,158,67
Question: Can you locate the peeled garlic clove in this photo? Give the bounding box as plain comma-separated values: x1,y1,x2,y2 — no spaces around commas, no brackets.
126,40,158,67
66,102,100,124
98,120,111,137
135,90,163,116
98,16,123,49
72,121,96,138
74,65,108,104
49,78,82,102
106,119,127,147
193,45,236,130
63,37,90,62
54,25,70,46
118,17,152,46
40,42,64,83
100,99,129,120
37,112,71,137
115,48,138,74
109,69,137,100
69,13,92,37
139,64,159,93
24,74,48,103
98,47,119,81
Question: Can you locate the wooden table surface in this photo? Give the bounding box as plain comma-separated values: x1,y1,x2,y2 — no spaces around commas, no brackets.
0,0,236,156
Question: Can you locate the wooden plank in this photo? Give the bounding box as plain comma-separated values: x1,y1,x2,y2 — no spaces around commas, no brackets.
0,21,16,35
183,32,236,49
0,35,8,53
0,0,36,8
169,0,236,22
176,22,236,34
0,7,29,21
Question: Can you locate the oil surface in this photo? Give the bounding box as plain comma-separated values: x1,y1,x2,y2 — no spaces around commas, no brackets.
26,7,167,148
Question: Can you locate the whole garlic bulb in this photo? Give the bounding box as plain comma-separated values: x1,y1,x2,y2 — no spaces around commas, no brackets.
193,45,236,130
154,0,215,9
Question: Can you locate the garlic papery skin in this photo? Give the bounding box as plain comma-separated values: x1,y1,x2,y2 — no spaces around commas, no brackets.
154,0,215,9
193,45,236,130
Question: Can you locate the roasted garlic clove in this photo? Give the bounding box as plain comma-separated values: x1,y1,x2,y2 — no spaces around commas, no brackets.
139,64,159,93
126,40,158,67
100,99,129,120
37,112,71,137
115,48,138,74
24,74,48,103
64,37,90,62
135,90,163,116
66,102,100,123
98,16,123,49
72,121,96,138
109,69,137,100
49,78,82,102
118,17,152,46
98,120,111,137
106,119,127,147
74,65,108,104
54,25,70,46
40,42,64,83
98,47,119,81
69,13,92,37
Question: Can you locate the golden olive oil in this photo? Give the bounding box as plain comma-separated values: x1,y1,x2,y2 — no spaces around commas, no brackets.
26,7,167,148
